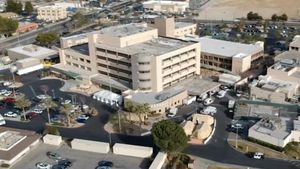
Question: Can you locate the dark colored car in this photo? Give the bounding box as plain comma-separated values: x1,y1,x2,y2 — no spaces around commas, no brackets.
26,112,38,120
58,159,72,168
98,161,113,167
51,164,66,169
46,151,62,161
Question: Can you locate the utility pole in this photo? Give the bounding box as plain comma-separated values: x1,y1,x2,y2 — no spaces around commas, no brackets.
51,89,55,98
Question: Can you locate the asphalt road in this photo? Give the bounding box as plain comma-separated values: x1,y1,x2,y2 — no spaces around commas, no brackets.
1,72,299,169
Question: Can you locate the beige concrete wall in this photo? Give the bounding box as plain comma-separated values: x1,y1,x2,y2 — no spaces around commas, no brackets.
112,143,153,158
290,130,300,142
231,54,252,74
152,17,175,37
174,24,197,37
267,67,300,86
60,37,88,49
249,127,287,147
71,139,110,153
250,86,286,103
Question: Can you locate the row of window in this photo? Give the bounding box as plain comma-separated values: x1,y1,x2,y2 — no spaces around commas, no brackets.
163,64,196,80
66,61,91,71
163,57,195,72
97,63,131,75
163,72,194,89
97,70,132,83
139,70,150,73
96,48,131,59
201,54,232,63
162,49,196,64
96,55,131,67
66,55,91,64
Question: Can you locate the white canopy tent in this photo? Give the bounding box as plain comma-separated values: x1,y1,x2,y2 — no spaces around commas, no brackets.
93,90,123,106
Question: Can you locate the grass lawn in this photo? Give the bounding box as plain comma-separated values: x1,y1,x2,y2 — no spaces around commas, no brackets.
228,140,287,159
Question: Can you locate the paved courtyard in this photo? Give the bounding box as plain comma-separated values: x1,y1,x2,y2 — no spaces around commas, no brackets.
13,142,150,169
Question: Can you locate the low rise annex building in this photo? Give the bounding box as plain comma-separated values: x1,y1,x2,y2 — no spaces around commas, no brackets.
181,36,264,75
54,23,201,93
143,0,189,14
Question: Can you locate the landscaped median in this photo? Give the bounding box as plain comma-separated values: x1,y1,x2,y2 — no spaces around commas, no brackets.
227,139,289,159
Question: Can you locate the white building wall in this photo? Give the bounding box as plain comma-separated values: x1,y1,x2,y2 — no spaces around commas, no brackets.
113,143,153,158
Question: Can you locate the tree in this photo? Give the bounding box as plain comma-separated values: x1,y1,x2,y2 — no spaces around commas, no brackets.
132,103,150,130
59,103,73,127
271,14,278,21
0,16,19,36
36,32,59,47
42,98,57,124
44,126,60,135
247,11,262,20
6,0,22,14
151,120,188,153
24,1,33,15
280,13,288,21
15,96,31,121
71,12,88,28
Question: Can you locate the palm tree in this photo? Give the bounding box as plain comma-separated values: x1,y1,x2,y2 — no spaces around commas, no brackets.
42,98,57,124
132,103,150,130
59,103,73,127
124,101,134,122
15,96,32,121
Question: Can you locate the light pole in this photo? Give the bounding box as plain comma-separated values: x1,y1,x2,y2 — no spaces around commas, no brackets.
51,89,55,98
116,103,121,133
10,66,17,97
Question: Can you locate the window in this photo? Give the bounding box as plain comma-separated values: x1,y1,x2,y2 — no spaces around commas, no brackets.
73,63,79,67
138,62,150,65
66,55,70,58
140,87,151,90
66,61,71,65
87,67,91,71
80,58,84,62
86,60,91,63
80,65,85,69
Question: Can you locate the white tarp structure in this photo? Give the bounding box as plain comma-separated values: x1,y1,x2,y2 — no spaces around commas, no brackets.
192,114,214,125
17,64,43,75
219,73,241,85
43,134,62,146
182,121,195,136
93,90,123,106
113,143,153,158
71,139,110,154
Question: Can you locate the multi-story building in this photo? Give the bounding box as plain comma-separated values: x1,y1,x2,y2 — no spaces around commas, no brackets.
182,36,264,74
37,6,67,22
289,35,300,52
143,0,189,14
250,51,300,103
53,23,201,93
149,17,197,38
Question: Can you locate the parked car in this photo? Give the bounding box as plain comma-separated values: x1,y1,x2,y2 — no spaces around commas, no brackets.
33,109,43,114
36,95,49,100
203,98,214,105
35,162,51,169
98,161,113,167
46,151,62,161
58,159,72,168
216,90,227,98
253,152,264,159
4,111,18,118
3,98,16,104
51,164,66,169
3,81,12,86
236,90,242,97
25,112,38,120
167,107,178,118
96,166,111,169
3,91,12,97
0,89,7,95
201,106,217,116
77,114,91,123
61,100,71,105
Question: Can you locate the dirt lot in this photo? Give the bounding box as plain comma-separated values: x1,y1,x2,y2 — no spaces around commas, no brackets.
196,0,300,21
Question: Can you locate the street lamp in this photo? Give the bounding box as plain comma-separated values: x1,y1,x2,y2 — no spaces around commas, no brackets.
10,66,17,97
116,103,121,133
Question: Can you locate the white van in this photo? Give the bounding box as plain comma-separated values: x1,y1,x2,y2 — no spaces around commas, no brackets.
216,90,227,98
0,115,6,126
167,107,178,117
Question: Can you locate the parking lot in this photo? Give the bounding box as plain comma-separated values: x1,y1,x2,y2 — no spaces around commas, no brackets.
13,143,150,169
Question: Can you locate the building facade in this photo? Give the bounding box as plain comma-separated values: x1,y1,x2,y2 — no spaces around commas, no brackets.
55,23,201,93
143,1,189,14
37,6,67,22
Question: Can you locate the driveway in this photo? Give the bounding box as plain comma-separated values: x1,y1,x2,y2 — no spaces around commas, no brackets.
2,72,299,169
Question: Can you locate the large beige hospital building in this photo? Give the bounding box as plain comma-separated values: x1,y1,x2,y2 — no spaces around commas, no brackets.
53,23,201,93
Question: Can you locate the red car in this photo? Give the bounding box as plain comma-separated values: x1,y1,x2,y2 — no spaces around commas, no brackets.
26,112,38,120
3,98,16,104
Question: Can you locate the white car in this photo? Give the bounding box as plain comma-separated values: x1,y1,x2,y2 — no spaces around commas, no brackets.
201,106,217,116
216,90,227,98
3,91,12,97
82,104,89,109
203,98,214,105
35,162,52,169
77,114,89,120
33,109,43,114
253,152,264,159
3,81,12,86
61,100,71,105
36,95,48,100
0,89,7,95
4,111,18,118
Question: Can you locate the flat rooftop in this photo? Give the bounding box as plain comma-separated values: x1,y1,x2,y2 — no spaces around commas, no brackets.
169,76,220,96
274,51,300,62
128,88,186,104
98,23,155,38
175,22,195,29
250,118,292,139
61,33,87,40
260,78,298,92
184,37,262,57
0,127,40,161
126,37,196,58
70,43,89,55
7,44,58,59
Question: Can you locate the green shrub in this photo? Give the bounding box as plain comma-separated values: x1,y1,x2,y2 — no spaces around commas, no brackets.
248,137,283,151
1,163,10,168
